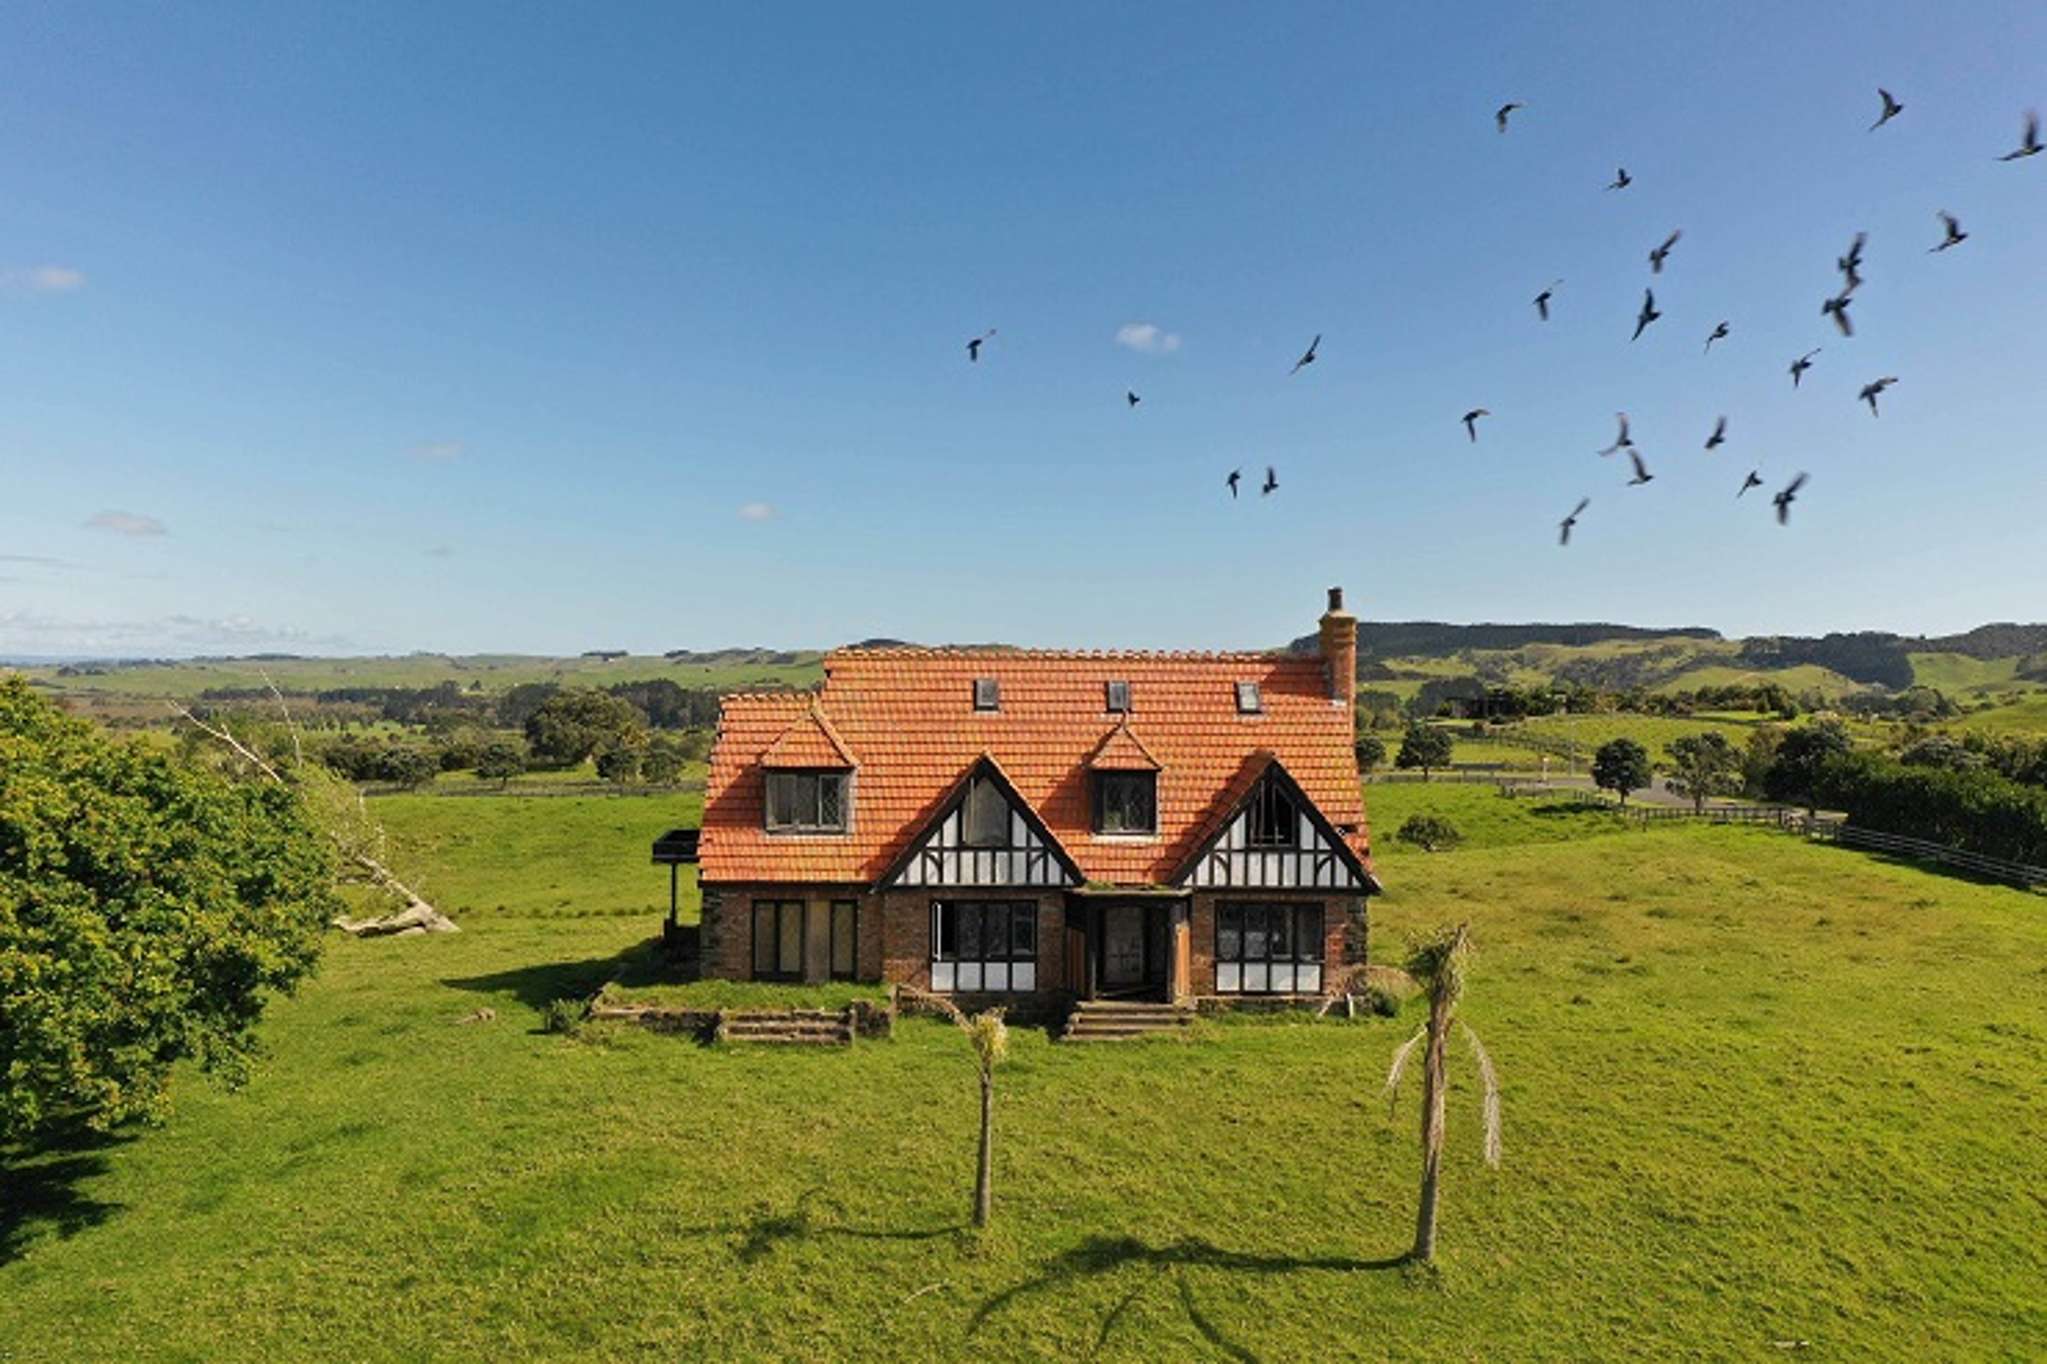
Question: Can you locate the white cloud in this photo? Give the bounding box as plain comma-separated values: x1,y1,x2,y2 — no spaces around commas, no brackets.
1114,322,1181,355
411,440,467,463
83,510,168,537
3,265,86,293
0,610,348,655
738,502,777,522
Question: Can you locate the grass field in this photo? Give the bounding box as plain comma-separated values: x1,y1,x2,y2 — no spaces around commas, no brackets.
1650,662,1865,699
1907,651,2042,697
5,787,2045,1360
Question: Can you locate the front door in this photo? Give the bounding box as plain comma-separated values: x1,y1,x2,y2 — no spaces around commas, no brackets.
1102,906,1146,989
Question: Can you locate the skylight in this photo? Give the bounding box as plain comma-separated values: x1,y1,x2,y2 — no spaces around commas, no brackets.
1235,681,1262,714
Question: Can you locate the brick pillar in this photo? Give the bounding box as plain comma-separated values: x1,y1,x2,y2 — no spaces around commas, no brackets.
1318,586,1358,724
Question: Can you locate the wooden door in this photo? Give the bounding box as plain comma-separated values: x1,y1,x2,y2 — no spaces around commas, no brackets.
1103,907,1144,988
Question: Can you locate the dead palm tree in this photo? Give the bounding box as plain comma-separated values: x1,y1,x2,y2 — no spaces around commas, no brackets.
902,987,1010,1228
1383,923,1501,1263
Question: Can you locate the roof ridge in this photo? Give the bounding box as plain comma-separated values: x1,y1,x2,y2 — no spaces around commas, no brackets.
826,646,1295,662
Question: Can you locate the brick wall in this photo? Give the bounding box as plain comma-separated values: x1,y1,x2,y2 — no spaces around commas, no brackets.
880,890,1067,999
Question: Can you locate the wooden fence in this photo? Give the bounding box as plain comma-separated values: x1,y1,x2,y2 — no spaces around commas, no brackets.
1612,802,2046,890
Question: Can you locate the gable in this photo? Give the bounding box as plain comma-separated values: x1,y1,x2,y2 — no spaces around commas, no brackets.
1176,762,1368,891
884,758,1082,889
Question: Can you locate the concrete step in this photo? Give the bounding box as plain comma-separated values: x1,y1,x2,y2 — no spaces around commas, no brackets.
725,1032,852,1046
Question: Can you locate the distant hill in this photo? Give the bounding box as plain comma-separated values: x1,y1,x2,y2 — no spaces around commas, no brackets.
1289,621,1721,660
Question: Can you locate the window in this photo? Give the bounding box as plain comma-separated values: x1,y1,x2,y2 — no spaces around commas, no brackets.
765,770,848,832
962,775,1010,848
751,900,805,980
1104,680,1131,714
1093,771,1157,835
829,900,858,981
1235,681,1262,714
1215,902,1324,994
973,677,1001,711
930,900,1037,993
1245,779,1298,847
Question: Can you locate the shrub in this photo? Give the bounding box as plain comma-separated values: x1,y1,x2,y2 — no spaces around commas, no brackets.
541,997,591,1036
1813,752,2047,867
1355,733,1388,773
380,746,440,790
1396,813,1464,852
640,734,687,786
593,740,642,785
474,739,527,788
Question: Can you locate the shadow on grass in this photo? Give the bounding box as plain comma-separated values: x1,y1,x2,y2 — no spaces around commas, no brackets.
1,1123,131,1267
442,937,668,1012
683,1190,964,1265
972,1233,1410,1360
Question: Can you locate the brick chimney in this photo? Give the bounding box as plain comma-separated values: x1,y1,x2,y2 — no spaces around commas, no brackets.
1318,586,1358,722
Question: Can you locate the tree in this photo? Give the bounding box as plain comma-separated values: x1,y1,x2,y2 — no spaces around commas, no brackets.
1395,723,1454,781
1,678,339,1140
1396,814,1463,852
1355,733,1388,773
1383,923,1501,1263
593,739,642,785
1665,732,1742,813
1898,734,1985,772
524,689,646,767
903,989,1009,1228
640,734,687,786
474,739,527,788
1740,725,1786,798
380,746,439,791
1764,718,1852,814
1591,738,1652,806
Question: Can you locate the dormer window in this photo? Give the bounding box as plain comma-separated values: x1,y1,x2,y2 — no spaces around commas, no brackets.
765,770,849,833
1104,680,1131,714
1093,770,1157,835
973,678,1001,712
1235,681,1263,714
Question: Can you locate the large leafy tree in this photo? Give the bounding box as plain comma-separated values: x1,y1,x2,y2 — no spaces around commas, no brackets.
1,678,339,1140
524,689,646,766
1591,738,1653,806
1764,718,1852,814
1665,732,1742,812
1395,722,1455,781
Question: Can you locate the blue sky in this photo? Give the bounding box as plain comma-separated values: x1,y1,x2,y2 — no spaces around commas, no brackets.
2,2,2042,656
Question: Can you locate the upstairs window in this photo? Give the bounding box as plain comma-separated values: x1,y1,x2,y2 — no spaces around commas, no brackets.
973,678,1001,711
1093,771,1157,835
1104,680,1131,714
962,775,1011,848
765,770,849,833
1246,779,1298,847
1235,681,1263,714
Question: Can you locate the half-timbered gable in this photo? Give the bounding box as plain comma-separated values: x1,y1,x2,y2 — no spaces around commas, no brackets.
884,757,1083,889
1175,756,1370,891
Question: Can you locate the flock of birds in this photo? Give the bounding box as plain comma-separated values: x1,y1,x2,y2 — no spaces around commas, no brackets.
963,96,2040,545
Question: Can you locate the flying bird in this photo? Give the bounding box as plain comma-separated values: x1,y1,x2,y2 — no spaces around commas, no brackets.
1533,279,1562,320
966,329,996,362
1126,390,1141,407
1627,450,1654,486
1598,412,1634,456
1705,321,1730,353
1632,288,1661,341
1260,466,1278,496
1289,334,1321,374
1998,110,2041,160
1705,416,1728,450
1226,468,1241,499
1496,102,1524,133
1930,212,1968,252
1870,88,1904,131
1837,233,1867,291
1606,167,1631,191
1822,289,1855,337
1462,408,1490,443
1739,470,1765,498
1790,349,1821,387
1559,498,1589,546
1859,376,1898,416
1649,230,1682,273
1774,472,1808,525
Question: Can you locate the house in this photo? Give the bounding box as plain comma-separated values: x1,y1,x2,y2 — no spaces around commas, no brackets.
674,589,1379,1006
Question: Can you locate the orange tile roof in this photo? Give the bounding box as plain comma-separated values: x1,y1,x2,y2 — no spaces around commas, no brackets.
699,648,1372,887
1086,721,1163,772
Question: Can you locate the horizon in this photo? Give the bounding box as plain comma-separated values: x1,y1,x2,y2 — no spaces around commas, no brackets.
4,4,2044,656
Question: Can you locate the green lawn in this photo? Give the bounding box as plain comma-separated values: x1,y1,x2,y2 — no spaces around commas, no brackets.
5,789,2044,1360
1508,712,1775,761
